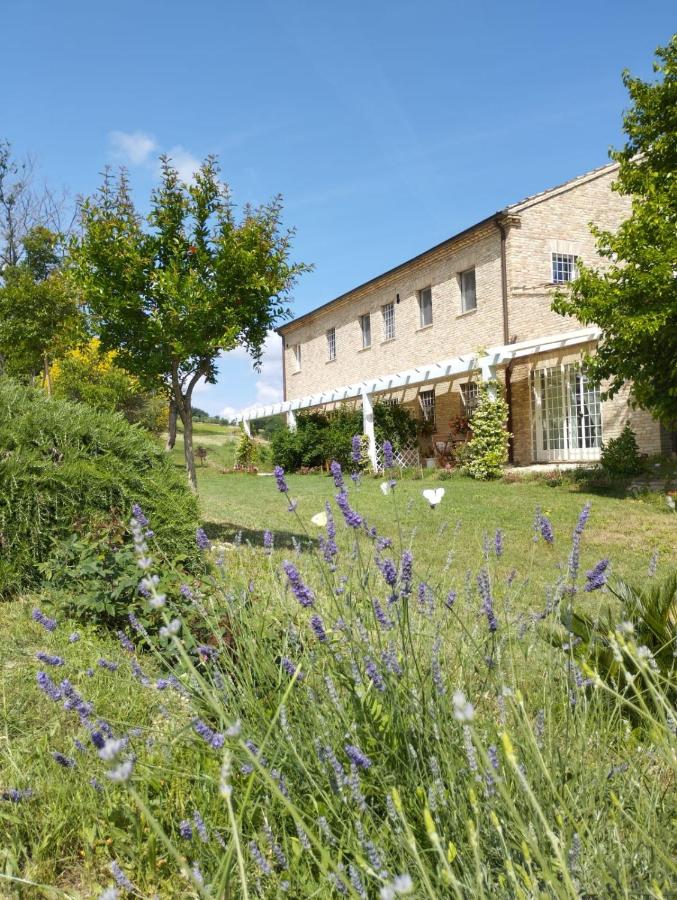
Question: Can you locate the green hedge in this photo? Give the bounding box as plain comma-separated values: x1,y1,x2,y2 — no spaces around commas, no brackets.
0,379,200,596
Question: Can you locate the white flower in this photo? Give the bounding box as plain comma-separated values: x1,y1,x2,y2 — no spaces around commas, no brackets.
666,494,675,511
149,593,166,609
99,889,119,900
98,737,127,761
311,511,328,527
422,487,445,508
453,690,475,722
105,757,135,783
159,618,181,638
380,874,414,899
380,481,391,496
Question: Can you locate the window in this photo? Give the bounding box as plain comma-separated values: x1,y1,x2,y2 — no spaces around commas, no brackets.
460,382,480,417
551,253,577,283
382,302,395,341
418,286,433,327
359,313,371,349
419,389,436,425
292,344,302,371
532,363,602,461
326,327,336,361
460,268,477,312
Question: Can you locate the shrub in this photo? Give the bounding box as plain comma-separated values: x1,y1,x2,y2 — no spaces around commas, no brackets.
234,427,258,468
458,381,510,479
373,400,418,451
601,424,643,478
0,378,200,596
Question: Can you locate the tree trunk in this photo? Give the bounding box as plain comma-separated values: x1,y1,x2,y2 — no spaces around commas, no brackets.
43,353,52,396
165,399,178,451
182,404,198,492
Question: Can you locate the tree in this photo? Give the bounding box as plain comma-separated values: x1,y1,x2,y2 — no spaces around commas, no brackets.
0,226,82,389
553,36,677,424
70,157,309,490
0,139,73,273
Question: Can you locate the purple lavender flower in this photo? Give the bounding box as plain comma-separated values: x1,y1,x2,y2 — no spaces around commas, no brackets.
321,501,338,568
98,658,119,672
495,529,504,558
431,636,445,695
382,645,402,676
372,598,393,630
365,657,385,692
117,631,135,652
32,608,57,632
400,550,413,596
193,808,209,843
131,503,148,526
280,657,303,680
90,731,106,750
377,557,398,590
36,652,64,666
110,861,134,892
52,752,76,768
536,511,554,544
351,435,362,463
196,527,211,550
263,530,274,553
179,820,193,840
274,465,289,493
345,744,371,769
180,583,193,600
383,440,394,469
1,788,33,802
584,558,609,592
61,679,93,721
335,490,363,528
249,840,273,875
68,632,80,643
282,561,315,607
477,568,498,632
310,614,327,643
445,590,457,610
192,718,225,749
330,460,344,488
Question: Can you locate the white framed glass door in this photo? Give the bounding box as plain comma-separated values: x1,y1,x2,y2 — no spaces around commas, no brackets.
532,364,602,462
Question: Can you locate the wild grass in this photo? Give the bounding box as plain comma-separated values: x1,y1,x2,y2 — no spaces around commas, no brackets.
1,460,675,898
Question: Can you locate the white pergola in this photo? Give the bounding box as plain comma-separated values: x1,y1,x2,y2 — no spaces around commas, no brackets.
235,327,601,469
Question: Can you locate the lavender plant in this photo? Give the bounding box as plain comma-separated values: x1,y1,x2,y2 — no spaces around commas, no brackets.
1,459,675,898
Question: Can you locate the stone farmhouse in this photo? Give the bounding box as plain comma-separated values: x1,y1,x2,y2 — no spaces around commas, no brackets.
237,162,671,469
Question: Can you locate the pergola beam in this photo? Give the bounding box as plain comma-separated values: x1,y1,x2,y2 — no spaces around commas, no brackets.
233,327,601,426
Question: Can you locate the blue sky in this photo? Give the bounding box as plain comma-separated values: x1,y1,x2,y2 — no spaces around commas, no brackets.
2,1,673,416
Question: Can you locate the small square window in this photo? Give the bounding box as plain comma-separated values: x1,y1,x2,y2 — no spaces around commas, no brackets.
359,313,371,349
419,389,436,425
326,327,336,361
460,268,477,312
551,253,577,283
418,286,433,327
460,382,480,417
292,344,301,371
382,302,395,341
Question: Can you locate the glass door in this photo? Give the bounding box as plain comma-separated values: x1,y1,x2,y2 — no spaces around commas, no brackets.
532,364,602,462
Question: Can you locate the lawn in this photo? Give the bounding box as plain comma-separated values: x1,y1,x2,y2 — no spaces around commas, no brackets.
171,423,676,598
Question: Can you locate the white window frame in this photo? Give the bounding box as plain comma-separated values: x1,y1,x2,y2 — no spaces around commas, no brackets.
531,363,602,462
460,382,480,417
292,343,302,372
551,253,577,284
418,286,433,327
460,268,477,313
382,302,395,341
326,327,336,361
359,313,371,349
418,389,436,426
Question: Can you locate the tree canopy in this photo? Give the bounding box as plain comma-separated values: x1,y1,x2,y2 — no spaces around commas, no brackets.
70,156,310,489
553,36,677,424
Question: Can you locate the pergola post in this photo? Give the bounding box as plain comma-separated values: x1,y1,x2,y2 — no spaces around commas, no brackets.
286,409,297,432
242,418,252,437
480,362,498,400
362,389,377,471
